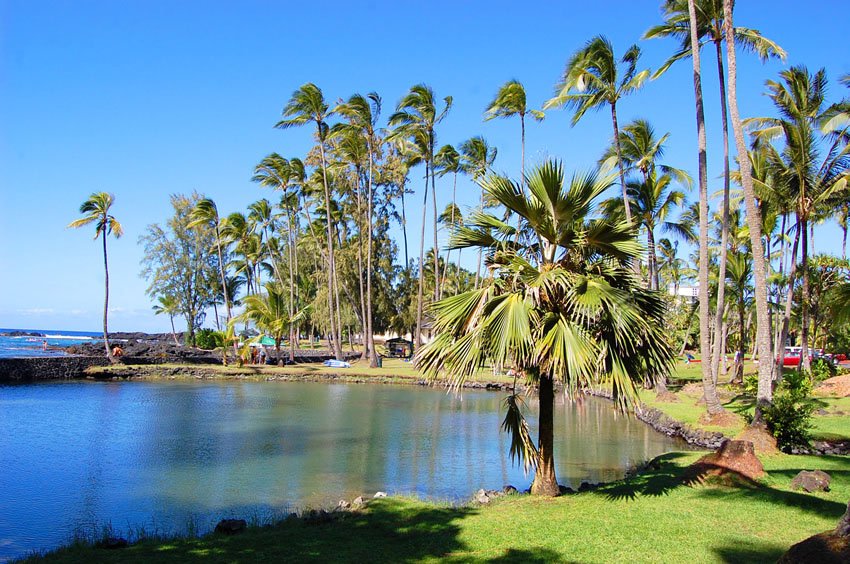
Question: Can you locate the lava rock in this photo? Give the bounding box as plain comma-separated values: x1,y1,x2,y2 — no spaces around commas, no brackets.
791,470,831,493
97,537,128,549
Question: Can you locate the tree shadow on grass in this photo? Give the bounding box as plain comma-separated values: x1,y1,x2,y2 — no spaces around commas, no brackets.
33,499,488,563
711,538,787,564
600,452,847,520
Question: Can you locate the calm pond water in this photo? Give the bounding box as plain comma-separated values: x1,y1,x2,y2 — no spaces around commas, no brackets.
0,380,686,560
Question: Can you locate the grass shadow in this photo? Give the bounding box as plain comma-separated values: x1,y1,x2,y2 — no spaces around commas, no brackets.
600,452,694,501
712,538,786,563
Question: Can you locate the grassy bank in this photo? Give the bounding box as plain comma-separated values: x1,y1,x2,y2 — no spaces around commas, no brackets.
22,452,849,563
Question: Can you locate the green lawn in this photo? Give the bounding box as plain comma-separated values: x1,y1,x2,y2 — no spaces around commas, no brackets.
24,453,849,563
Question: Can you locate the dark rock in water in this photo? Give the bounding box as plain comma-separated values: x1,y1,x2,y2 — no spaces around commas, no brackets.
503,485,517,495
97,537,128,549
214,518,247,535
791,470,831,493
2,331,44,337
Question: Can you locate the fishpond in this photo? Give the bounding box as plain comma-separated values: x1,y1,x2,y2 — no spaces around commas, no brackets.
0,380,687,560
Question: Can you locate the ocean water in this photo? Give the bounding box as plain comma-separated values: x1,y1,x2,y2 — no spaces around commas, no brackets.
0,328,101,358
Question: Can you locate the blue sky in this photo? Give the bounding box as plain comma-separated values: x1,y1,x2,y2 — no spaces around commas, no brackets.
1,1,847,333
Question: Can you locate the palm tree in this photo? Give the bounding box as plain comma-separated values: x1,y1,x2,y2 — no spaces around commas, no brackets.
484,80,544,191
188,198,239,363
237,282,291,365
722,0,774,420
68,192,123,362
389,85,452,345
335,92,382,367
417,160,674,496
725,250,753,383
747,66,849,374
544,35,650,229
152,294,181,346
460,136,498,288
602,170,687,291
599,119,691,290
275,83,343,359
646,0,785,391
435,143,462,294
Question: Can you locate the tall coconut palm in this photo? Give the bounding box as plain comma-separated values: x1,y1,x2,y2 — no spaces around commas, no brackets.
601,170,687,291
435,143,462,294
188,197,239,363
460,136,498,288
646,0,785,390
68,192,123,362
747,66,849,373
544,35,650,230
599,119,691,290
484,80,544,191
417,160,674,496
152,294,181,346
275,83,342,359
722,0,774,420
389,85,452,346
334,92,382,367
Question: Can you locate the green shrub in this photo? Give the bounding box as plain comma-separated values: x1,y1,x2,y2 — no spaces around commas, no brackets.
195,328,223,350
811,358,836,381
762,375,814,451
742,373,759,396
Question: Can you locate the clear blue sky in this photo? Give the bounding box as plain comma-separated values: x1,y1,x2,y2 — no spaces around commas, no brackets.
1,1,847,333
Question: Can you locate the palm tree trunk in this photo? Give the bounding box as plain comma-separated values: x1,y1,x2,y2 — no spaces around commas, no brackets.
354,173,368,361
415,168,429,347
440,171,458,298
531,373,559,496
647,225,659,291
430,149,440,301
400,179,410,267
318,140,343,359
169,315,179,347
688,0,723,416
711,39,732,389
800,217,811,372
101,228,114,362
723,0,773,421
288,210,296,362
776,223,800,379
367,145,378,367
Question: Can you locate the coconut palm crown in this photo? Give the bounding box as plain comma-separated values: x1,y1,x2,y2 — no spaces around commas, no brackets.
68,192,123,361
415,160,675,496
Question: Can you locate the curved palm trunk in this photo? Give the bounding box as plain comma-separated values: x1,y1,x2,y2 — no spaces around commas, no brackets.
169,314,180,347
101,228,114,362
723,0,773,421
430,150,440,301
318,140,343,359
711,39,732,388
688,0,723,415
530,374,559,496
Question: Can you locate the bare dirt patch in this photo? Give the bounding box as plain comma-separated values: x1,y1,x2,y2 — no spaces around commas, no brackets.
697,410,743,428
815,374,850,398
735,423,780,456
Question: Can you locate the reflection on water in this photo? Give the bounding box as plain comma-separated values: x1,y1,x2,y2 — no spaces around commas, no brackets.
0,380,686,560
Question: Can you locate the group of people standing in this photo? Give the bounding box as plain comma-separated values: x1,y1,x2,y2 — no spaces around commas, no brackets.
250,346,268,365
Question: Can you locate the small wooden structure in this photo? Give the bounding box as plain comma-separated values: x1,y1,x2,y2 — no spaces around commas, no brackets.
385,337,413,359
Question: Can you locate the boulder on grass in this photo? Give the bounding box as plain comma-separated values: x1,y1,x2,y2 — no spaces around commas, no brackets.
688,439,765,483
214,519,247,535
791,470,831,493
777,499,850,563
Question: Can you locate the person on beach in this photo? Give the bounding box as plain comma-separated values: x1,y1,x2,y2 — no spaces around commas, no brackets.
42,339,47,351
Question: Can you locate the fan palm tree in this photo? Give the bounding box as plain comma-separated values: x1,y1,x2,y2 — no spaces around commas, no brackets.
417,160,674,496
275,83,342,359
152,294,181,346
544,35,650,229
68,192,123,362
484,80,544,191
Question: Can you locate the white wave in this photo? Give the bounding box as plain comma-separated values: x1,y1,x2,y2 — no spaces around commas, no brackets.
43,334,94,340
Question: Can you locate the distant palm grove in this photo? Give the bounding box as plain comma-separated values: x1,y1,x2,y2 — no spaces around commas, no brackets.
71,0,849,494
